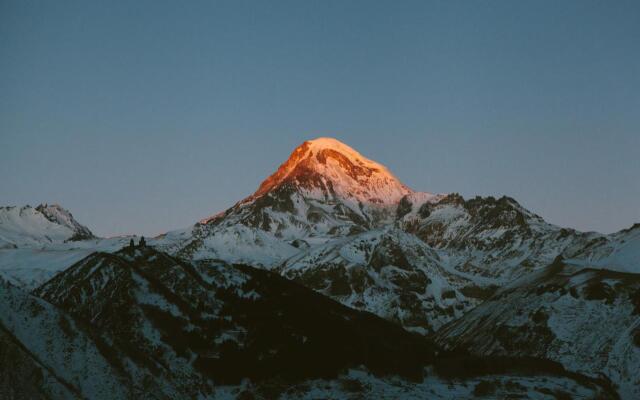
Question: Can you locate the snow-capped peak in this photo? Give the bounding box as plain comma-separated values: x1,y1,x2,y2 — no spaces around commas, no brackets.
0,204,94,248
251,137,414,206
35,204,94,239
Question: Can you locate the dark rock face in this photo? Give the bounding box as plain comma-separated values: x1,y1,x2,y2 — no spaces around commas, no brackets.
463,196,530,231
369,239,412,271
396,195,413,219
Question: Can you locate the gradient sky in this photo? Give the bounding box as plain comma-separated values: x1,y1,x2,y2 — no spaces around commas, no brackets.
1,1,639,237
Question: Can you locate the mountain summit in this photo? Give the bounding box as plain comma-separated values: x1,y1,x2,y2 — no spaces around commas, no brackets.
251,137,412,206
198,138,434,239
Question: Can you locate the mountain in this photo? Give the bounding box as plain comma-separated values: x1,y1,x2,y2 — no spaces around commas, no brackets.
2,141,636,333
0,204,94,248
435,257,640,398
155,137,639,398
1,137,637,397
274,191,620,335
157,138,624,335
166,138,438,262
204,137,419,231
396,193,603,282
1,246,619,399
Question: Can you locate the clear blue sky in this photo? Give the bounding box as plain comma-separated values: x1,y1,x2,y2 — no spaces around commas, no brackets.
1,0,638,236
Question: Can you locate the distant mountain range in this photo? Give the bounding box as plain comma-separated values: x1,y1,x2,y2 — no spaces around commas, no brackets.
1,137,638,399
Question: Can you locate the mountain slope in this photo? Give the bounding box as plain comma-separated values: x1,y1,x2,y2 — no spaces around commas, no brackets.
0,279,131,399
0,236,131,289
570,224,640,273
0,326,78,400
435,257,640,398
278,227,484,334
